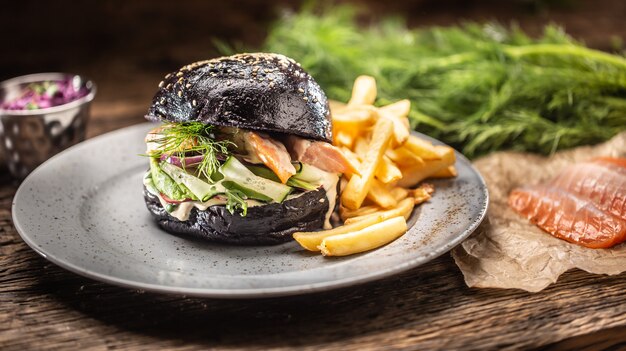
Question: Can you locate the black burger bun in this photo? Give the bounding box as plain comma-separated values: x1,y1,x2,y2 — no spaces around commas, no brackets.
143,185,331,245
146,53,332,143
144,53,336,245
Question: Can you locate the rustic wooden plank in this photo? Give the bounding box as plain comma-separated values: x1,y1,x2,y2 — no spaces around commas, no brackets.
541,325,626,351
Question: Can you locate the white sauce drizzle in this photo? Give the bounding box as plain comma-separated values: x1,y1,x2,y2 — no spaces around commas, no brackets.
301,164,339,229
320,172,339,229
156,195,266,222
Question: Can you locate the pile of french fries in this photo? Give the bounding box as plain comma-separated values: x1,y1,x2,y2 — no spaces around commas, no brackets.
293,76,457,256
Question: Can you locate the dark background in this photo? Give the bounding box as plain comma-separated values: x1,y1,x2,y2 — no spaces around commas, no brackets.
2,0,625,132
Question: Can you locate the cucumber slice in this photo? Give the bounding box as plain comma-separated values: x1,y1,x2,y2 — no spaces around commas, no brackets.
248,163,321,191
149,158,190,200
142,172,159,196
220,156,292,203
293,163,328,183
247,164,281,182
287,177,319,191
222,181,272,202
292,161,303,173
246,164,318,191
160,161,225,202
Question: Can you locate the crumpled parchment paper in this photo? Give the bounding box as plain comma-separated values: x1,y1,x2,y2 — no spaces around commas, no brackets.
451,132,626,292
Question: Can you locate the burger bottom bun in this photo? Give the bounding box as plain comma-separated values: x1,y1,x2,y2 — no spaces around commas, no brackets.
143,185,330,245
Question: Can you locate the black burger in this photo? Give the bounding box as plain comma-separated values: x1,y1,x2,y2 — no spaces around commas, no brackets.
142,53,357,245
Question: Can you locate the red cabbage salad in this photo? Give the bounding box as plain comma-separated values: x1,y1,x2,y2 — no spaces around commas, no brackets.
1,78,88,110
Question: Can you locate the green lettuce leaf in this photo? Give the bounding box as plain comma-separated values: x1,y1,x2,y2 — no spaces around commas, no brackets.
149,157,193,200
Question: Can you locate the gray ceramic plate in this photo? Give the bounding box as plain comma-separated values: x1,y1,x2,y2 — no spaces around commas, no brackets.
13,123,488,298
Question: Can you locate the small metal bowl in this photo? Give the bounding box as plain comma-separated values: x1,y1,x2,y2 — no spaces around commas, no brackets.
0,73,96,179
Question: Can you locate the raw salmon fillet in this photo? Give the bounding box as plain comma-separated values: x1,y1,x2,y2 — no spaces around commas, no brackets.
508,157,626,248
551,160,626,221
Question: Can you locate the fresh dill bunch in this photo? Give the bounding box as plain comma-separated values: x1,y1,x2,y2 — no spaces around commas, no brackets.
249,5,626,158
151,122,233,179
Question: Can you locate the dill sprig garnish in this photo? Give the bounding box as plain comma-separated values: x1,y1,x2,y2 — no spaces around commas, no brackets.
223,5,626,158
151,122,233,179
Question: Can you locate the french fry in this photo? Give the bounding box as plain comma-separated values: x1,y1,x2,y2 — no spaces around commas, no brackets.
341,118,394,210
334,130,354,148
332,108,375,138
344,197,415,224
390,187,409,202
340,204,380,221
403,135,441,161
386,147,425,167
430,165,458,178
397,146,456,188
317,75,458,257
319,216,408,256
366,179,397,208
293,214,390,252
339,148,364,182
377,109,409,146
410,183,435,205
348,75,377,106
353,136,369,157
328,99,347,113
375,155,402,184
379,99,411,119
341,147,361,167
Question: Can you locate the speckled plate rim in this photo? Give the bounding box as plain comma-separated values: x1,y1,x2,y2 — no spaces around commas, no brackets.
12,123,488,298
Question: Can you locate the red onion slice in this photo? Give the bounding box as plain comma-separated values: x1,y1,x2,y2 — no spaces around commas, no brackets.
160,193,192,204
160,154,205,168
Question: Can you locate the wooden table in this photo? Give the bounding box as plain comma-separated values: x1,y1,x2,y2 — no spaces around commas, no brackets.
1,92,626,350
